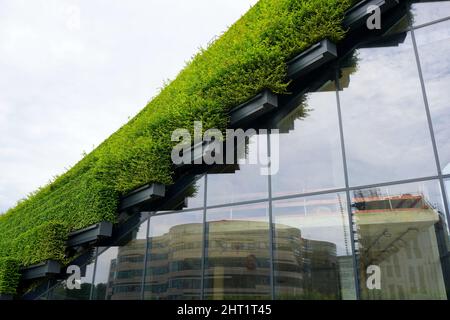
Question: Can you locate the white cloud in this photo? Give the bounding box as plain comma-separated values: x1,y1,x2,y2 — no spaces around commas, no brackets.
0,0,258,213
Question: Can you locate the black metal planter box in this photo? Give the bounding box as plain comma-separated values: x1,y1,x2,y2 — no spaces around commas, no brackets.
21,260,61,281
67,221,113,247
0,294,13,301
230,90,278,127
120,183,166,211
287,39,337,80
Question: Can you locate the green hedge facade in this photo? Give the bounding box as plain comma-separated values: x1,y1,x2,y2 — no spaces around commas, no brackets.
0,0,357,294
0,258,20,295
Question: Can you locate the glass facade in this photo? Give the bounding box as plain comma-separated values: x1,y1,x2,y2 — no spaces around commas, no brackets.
207,134,269,206
273,193,356,300
32,1,450,300
92,222,148,300
204,203,271,300
411,1,450,26
145,211,203,300
47,251,96,300
414,20,450,173
340,31,437,187
353,180,449,300
271,84,345,197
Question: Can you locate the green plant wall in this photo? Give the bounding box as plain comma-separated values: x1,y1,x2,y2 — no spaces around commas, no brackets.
0,258,20,296
0,0,357,294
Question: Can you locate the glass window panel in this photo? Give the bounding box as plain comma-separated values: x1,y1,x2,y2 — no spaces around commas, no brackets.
446,178,450,226
92,220,148,300
144,211,203,300
411,1,450,27
339,32,437,186
27,280,52,300
352,180,450,300
186,175,205,209
204,202,271,300
414,20,450,172
271,83,345,197
446,179,450,201
273,193,356,300
161,175,205,211
47,251,96,300
207,134,269,206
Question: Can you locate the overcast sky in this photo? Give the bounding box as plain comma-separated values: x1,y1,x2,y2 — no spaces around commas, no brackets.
0,0,258,213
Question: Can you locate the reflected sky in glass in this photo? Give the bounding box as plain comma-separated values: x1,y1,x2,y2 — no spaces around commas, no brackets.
414,20,450,172
183,175,205,210
149,210,203,237
411,1,450,26
271,86,345,198
445,178,450,213
339,32,437,186
207,134,268,206
273,193,351,257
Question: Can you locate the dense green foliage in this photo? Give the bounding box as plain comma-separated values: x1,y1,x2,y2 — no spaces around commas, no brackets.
0,0,356,293
0,258,20,295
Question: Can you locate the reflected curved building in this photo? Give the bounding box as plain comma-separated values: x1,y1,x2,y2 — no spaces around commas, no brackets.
104,220,343,300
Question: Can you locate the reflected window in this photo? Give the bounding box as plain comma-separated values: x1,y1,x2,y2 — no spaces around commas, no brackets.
48,251,96,300
352,180,450,300
414,20,450,172
270,83,345,197
204,202,271,300
144,211,203,300
339,32,437,186
273,193,356,300
411,1,450,27
92,220,147,300
207,134,269,206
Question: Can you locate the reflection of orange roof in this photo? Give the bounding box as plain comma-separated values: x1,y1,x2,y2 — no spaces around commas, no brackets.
355,208,429,214
353,194,423,203
353,194,434,214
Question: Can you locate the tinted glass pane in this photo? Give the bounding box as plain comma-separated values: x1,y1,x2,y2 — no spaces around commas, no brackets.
48,251,96,300
144,211,203,300
207,134,269,206
204,202,271,299
339,32,437,186
92,220,148,300
352,180,450,300
186,175,205,209
161,175,205,211
271,83,345,197
447,179,450,203
414,20,450,172
273,193,356,300
411,1,450,27
24,279,53,300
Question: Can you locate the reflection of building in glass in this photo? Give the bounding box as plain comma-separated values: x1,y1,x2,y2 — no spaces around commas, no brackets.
354,191,449,300
105,241,146,300
274,225,343,300
103,220,345,300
